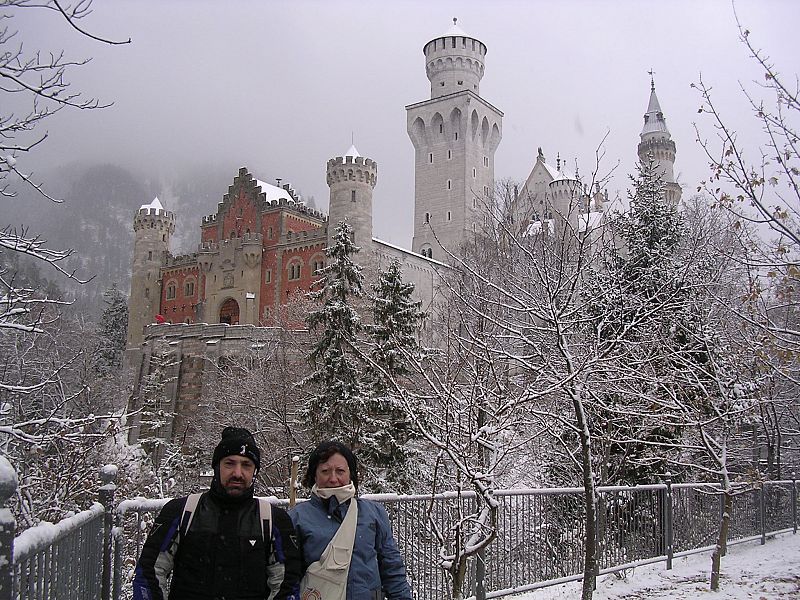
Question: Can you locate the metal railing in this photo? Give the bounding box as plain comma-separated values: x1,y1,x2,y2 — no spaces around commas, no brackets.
0,462,797,600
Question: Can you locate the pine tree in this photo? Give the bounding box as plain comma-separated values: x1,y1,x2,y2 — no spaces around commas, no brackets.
301,221,372,451
580,155,691,485
369,258,426,381
96,283,128,374
365,258,427,492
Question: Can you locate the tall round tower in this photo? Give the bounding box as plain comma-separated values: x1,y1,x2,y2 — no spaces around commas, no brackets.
425,18,486,99
408,19,502,259
638,76,681,205
326,145,378,253
127,197,175,348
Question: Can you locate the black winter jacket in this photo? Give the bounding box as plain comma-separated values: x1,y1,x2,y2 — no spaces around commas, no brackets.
132,488,302,600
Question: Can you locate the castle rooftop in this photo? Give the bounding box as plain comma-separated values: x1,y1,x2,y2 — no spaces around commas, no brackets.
255,179,297,203
140,196,164,211
444,17,467,37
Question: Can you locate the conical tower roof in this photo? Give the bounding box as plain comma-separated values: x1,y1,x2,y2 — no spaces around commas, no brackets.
641,77,671,139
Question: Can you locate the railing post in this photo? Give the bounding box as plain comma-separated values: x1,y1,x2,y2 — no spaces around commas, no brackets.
792,472,797,535
759,482,766,545
0,456,18,600
664,473,673,570
99,464,118,600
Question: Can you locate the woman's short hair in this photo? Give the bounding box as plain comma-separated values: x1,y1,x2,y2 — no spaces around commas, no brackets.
302,440,359,490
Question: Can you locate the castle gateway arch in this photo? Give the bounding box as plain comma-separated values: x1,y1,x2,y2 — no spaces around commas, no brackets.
219,298,239,325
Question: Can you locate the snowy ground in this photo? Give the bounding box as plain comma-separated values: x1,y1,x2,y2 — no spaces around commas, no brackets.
510,532,800,599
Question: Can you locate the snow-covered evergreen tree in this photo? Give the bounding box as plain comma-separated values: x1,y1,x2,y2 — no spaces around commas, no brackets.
301,222,372,450
365,258,427,492
96,283,128,374
369,258,426,380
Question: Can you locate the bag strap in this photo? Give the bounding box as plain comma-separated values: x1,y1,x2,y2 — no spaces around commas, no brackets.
257,497,272,542
328,497,358,552
180,493,203,536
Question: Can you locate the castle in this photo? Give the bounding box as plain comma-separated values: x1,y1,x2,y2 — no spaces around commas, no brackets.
125,20,680,446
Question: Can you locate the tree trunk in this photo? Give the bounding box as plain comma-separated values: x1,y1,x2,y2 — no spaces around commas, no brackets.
451,555,467,600
575,395,598,600
710,491,732,591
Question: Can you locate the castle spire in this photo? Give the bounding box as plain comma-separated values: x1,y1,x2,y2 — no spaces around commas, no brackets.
641,73,670,139
637,74,680,204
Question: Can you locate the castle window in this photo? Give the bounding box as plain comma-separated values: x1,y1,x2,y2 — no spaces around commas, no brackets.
424,212,430,224
458,80,463,85
144,287,150,299
313,260,325,274
439,123,443,133
351,190,356,202
148,251,152,260
429,153,433,163
265,269,272,283
166,282,177,300
162,235,166,242
451,37,455,48
447,211,452,221
447,180,451,190
454,131,458,141
185,281,195,297
268,226,273,239
447,150,452,160
484,185,489,196
288,262,302,281
473,197,478,209
473,167,476,178
440,82,445,87
484,156,489,167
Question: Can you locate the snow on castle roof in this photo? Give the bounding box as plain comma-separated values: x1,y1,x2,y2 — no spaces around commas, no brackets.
444,18,467,37
140,196,164,211
344,144,360,158
255,179,295,203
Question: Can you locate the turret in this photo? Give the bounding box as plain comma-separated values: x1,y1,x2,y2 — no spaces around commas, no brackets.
548,166,583,231
326,145,378,253
638,76,681,205
127,197,175,348
424,18,486,99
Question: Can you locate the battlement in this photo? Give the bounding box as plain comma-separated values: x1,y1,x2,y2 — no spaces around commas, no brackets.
327,155,377,169
165,253,199,268
134,207,176,232
326,156,378,188
198,232,263,253
283,228,327,245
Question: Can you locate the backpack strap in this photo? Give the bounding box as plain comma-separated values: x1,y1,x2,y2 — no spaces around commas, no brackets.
180,493,203,536
257,497,272,542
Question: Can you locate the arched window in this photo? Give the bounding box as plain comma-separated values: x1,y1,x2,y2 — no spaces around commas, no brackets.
184,280,195,297
166,281,177,300
288,261,302,281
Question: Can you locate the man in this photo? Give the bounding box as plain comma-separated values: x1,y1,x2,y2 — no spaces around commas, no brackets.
133,427,302,600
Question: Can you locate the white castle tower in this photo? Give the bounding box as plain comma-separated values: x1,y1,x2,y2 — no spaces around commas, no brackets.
638,76,681,205
326,145,378,253
127,197,175,348
407,18,503,259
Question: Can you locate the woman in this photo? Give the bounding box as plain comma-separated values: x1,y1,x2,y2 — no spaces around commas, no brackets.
290,440,412,600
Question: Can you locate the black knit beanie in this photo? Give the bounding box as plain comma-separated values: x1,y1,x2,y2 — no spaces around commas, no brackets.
212,427,261,472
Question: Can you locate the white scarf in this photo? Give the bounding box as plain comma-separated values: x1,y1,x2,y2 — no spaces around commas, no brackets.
311,483,356,504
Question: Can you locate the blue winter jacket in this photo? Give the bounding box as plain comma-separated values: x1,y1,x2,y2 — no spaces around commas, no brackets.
289,495,412,600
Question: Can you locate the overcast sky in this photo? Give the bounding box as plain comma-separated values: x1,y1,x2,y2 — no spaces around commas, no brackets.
10,0,800,247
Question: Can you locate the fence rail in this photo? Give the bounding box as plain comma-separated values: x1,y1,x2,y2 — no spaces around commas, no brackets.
1,464,798,600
